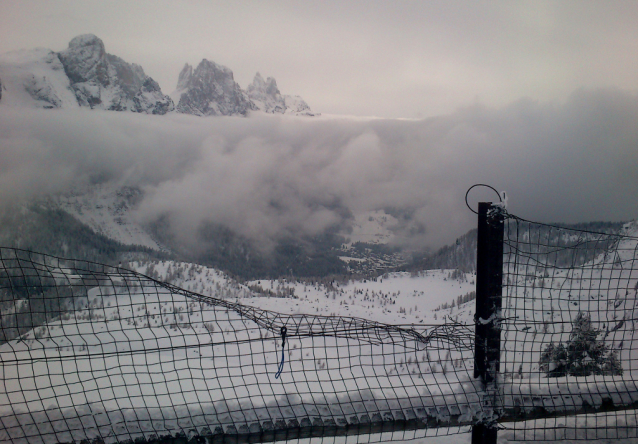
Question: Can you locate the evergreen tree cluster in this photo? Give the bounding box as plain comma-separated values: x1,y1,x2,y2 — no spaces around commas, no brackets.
539,312,623,377
0,254,84,344
434,290,476,312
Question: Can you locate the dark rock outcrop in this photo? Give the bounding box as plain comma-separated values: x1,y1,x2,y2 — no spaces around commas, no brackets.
58,34,174,114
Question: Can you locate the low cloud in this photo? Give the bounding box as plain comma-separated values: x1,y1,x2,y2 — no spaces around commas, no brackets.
1,87,637,253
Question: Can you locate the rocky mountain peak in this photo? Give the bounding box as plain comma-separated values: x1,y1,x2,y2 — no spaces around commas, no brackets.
58,34,107,85
247,72,284,114
174,58,254,117
251,72,280,96
57,34,173,114
248,72,281,97
67,34,106,55
247,72,315,116
1,35,316,117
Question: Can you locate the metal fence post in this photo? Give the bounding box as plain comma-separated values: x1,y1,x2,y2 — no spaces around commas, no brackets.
472,202,504,444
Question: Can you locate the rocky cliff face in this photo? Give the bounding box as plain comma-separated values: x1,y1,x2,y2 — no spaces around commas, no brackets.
247,72,315,116
174,59,254,116
57,34,174,114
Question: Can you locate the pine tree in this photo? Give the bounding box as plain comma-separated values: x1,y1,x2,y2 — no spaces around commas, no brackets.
539,312,622,377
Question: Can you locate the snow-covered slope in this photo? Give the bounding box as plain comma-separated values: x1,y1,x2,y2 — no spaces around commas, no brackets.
0,48,79,109
50,183,164,251
107,222,638,441
1,221,637,444
0,261,485,444
244,269,475,324
129,260,253,299
126,222,638,444
127,259,475,325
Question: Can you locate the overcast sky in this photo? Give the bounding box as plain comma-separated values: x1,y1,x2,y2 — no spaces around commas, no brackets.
1,0,638,118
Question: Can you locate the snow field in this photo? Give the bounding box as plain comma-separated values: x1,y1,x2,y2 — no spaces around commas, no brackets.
1,221,637,444
244,270,476,325
0,275,486,444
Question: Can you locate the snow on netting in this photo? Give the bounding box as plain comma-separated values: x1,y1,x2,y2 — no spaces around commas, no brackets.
499,216,638,441
0,248,485,444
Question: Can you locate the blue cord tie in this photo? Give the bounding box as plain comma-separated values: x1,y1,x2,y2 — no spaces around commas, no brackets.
274,326,287,379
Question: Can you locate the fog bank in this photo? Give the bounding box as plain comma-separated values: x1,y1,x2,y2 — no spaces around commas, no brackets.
1,88,637,252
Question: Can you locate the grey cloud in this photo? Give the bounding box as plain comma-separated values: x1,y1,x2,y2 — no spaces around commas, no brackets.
1,88,637,254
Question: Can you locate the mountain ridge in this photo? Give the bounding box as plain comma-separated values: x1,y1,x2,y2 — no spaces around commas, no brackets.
0,34,315,117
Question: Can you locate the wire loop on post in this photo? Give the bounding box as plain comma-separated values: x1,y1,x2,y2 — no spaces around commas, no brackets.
465,184,503,214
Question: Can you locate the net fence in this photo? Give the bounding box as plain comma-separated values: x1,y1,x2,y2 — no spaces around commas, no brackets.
1,212,637,444
0,247,483,444
499,215,638,441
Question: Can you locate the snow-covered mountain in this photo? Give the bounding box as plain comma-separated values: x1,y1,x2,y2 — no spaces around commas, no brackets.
247,72,315,116
0,34,316,117
0,35,174,113
58,34,174,114
50,184,165,251
172,64,316,117
172,60,255,116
